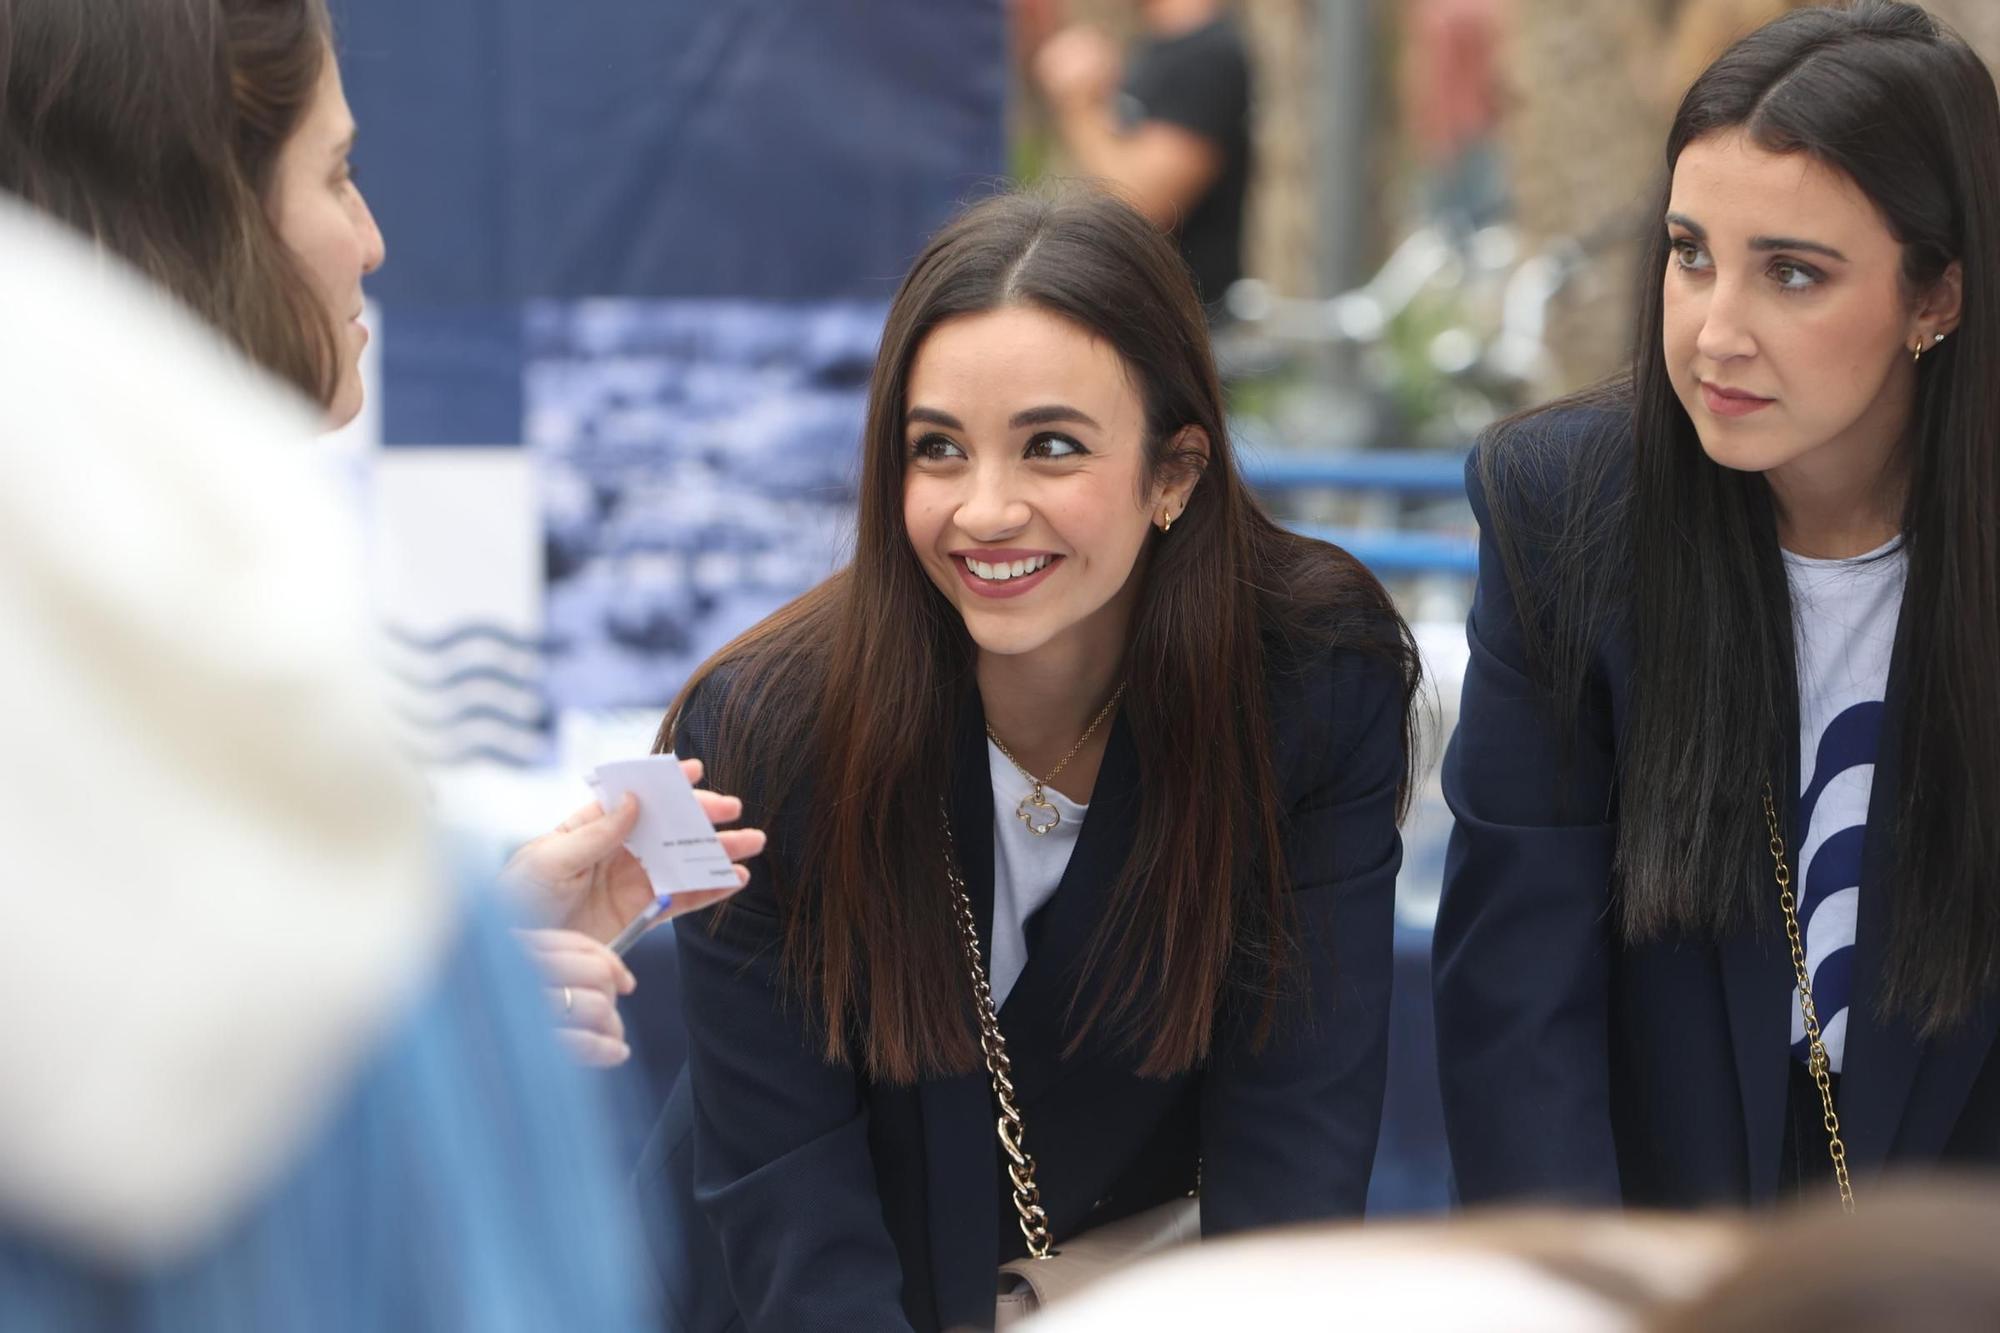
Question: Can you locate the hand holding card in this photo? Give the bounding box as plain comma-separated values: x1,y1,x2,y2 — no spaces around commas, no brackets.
501,754,763,952
587,755,748,954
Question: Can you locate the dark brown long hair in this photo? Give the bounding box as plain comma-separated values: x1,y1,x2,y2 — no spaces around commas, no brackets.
0,0,339,404
660,189,1418,1082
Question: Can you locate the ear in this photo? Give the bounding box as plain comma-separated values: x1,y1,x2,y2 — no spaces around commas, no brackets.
1153,426,1210,521
1916,259,1964,341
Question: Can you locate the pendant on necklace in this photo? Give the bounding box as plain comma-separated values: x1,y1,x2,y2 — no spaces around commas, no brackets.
1016,784,1060,835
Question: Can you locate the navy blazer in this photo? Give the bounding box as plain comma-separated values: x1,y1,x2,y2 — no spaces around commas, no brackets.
638,644,1405,1332
1433,410,2000,1208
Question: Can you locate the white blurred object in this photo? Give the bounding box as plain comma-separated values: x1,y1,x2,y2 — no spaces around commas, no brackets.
0,198,449,1262
1023,1213,1741,1332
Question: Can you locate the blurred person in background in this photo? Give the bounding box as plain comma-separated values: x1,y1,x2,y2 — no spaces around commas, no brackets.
1437,0,2000,1212
0,0,765,1065
1401,0,1511,232
1646,1178,2000,1332
0,191,652,1331
987,1176,2000,1331
1021,0,1252,318
1026,1207,1741,1330
638,188,1419,1332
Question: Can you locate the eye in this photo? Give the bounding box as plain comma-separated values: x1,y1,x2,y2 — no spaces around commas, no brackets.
1669,237,1711,272
1024,432,1087,460
909,433,964,461
1769,259,1822,292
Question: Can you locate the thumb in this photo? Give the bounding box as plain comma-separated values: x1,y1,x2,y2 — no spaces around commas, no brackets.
550,792,640,872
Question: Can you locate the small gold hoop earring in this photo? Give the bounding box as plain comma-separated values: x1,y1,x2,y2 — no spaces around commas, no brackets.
1913,338,1925,362
1161,510,1174,533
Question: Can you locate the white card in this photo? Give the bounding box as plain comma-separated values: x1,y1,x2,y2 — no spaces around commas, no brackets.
586,755,739,903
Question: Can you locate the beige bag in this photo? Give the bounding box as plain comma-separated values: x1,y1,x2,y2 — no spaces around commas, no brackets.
942,820,1201,1326
992,1196,1200,1327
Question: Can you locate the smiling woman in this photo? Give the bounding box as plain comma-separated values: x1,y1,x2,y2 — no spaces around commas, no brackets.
1434,0,2000,1217
902,305,1198,671
639,188,1420,1333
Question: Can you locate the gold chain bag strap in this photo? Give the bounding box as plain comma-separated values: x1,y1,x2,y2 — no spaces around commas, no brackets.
1762,781,1856,1213
940,813,1199,1326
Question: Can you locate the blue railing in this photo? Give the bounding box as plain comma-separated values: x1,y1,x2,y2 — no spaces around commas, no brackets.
1290,524,1478,576
1242,448,1468,497
1242,446,1476,576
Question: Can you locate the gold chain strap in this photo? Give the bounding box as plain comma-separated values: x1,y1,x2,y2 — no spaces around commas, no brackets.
1761,781,1856,1214
942,813,1058,1259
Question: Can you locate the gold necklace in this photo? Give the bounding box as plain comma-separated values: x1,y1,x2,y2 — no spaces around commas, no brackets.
985,682,1126,836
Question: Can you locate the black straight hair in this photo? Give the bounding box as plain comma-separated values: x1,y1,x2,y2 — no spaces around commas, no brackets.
1485,0,2000,1034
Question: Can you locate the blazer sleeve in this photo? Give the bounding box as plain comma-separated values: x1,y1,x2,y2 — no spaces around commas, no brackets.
1432,448,1621,1205
1199,648,1405,1231
670,686,917,1333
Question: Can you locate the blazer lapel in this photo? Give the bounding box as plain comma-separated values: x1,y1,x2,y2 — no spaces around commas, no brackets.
996,709,1142,1107
1720,918,1795,1200
1839,608,2000,1173
1838,630,1918,1175
918,1068,1000,1329
921,682,1003,1328
922,687,1142,1321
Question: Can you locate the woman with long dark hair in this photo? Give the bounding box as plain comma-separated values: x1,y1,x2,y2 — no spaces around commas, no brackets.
1,0,370,423
0,0,762,1064
1435,0,2000,1210
640,188,1419,1331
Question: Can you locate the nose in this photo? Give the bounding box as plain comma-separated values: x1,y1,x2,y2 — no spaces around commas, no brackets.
355,185,386,276
953,459,1031,541
1693,273,1755,363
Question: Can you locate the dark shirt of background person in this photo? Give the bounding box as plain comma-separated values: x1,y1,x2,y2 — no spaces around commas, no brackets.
1119,13,1252,313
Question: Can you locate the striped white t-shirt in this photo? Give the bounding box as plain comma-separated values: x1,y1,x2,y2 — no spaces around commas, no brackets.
1784,537,1905,1074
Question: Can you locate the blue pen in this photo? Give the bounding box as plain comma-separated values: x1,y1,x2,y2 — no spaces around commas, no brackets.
608,897,670,957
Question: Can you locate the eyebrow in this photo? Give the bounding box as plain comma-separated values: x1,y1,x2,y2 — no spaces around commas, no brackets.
905,404,1103,431
1665,213,1849,262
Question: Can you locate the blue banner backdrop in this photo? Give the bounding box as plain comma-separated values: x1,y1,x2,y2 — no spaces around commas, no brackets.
337,0,1008,444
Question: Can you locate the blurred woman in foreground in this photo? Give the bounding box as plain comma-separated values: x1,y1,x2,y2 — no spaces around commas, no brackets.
0,0,763,1063
0,186,649,1332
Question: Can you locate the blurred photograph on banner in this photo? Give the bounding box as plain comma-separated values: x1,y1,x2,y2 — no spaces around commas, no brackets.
528,299,884,709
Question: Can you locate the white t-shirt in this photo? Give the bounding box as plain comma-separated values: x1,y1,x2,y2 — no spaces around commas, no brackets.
986,739,1087,1008
1784,538,1906,1074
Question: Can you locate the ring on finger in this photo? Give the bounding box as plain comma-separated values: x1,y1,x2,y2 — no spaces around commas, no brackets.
563,985,575,1015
